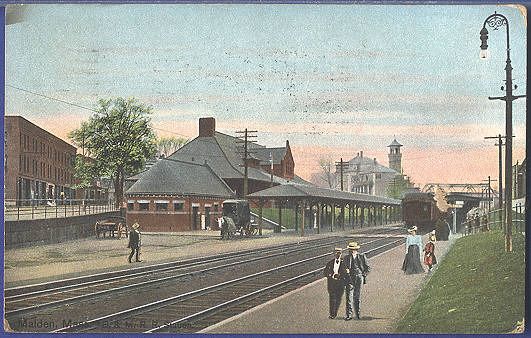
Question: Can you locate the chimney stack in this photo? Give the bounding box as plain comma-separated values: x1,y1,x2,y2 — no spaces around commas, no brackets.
199,117,216,137
360,151,363,158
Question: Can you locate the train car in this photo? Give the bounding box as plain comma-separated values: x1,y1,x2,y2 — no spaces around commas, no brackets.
401,192,441,232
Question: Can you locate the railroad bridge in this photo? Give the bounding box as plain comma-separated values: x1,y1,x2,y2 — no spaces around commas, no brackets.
423,183,497,231
248,183,401,236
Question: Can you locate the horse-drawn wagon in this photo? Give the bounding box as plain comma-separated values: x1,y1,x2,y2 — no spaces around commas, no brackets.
94,216,128,239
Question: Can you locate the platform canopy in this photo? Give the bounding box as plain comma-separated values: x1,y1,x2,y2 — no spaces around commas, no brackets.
247,183,400,206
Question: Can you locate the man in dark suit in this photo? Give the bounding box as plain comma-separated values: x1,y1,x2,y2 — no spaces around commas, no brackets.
342,241,370,320
128,221,141,263
323,248,346,319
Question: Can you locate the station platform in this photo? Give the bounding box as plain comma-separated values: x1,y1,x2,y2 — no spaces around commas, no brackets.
202,233,456,334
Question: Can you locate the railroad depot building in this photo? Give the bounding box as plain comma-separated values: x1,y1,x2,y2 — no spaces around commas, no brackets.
167,117,300,195
125,158,235,231
125,117,306,231
4,116,77,205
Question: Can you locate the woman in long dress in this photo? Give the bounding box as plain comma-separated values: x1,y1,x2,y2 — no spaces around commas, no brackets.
402,226,424,274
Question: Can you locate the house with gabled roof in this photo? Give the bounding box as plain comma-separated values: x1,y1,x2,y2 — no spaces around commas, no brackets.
335,139,412,197
125,158,235,231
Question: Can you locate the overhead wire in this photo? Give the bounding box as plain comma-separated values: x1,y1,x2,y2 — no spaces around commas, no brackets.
6,84,192,139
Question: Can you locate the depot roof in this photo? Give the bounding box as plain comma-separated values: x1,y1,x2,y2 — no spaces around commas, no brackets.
247,183,401,205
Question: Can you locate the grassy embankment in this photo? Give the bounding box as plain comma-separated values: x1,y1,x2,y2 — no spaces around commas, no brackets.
396,229,525,334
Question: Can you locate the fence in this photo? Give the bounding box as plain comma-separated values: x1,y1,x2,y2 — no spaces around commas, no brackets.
461,206,526,236
4,199,119,221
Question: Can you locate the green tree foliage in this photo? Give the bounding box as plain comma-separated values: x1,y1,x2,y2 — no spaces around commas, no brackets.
71,155,98,190
387,174,413,199
156,136,188,158
69,98,157,207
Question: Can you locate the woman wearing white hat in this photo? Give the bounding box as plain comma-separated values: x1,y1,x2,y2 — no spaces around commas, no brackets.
401,226,424,274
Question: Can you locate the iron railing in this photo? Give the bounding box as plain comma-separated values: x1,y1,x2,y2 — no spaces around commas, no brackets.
4,199,119,221
461,206,526,235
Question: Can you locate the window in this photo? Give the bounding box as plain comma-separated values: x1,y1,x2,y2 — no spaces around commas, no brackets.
173,202,184,211
127,201,135,211
138,202,150,211
155,200,169,211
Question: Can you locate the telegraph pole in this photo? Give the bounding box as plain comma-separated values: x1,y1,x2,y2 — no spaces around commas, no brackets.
482,176,497,226
236,129,258,198
484,135,512,232
335,158,348,191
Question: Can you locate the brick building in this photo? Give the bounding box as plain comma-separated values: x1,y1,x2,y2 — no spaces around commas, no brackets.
125,158,235,231
166,117,300,196
124,117,307,232
4,116,76,205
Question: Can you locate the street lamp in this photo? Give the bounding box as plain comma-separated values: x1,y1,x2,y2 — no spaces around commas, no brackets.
479,12,526,252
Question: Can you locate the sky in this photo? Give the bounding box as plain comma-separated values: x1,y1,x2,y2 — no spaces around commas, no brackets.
4,3,527,189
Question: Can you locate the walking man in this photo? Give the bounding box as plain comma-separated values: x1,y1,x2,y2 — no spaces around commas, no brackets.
128,221,142,263
343,241,370,320
323,248,346,319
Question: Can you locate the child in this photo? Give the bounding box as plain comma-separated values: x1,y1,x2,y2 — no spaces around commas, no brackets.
423,231,437,271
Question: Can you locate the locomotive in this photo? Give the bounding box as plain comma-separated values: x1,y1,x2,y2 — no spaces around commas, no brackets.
401,192,442,232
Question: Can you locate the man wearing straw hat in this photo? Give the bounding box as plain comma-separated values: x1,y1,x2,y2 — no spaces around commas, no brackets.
127,220,142,263
342,241,370,320
323,247,346,319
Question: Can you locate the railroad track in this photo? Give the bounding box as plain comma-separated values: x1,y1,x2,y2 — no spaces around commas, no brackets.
7,227,405,332
5,236,350,316
54,236,403,333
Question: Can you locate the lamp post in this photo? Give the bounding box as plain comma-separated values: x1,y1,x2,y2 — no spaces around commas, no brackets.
479,12,526,252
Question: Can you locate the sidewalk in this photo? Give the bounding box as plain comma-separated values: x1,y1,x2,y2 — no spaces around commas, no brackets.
202,233,456,334
4,225,401,287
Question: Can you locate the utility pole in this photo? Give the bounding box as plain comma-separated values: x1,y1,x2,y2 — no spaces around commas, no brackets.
335,158,348,191
269,151,274,187
482,176,497,228
484,135,512,232
236,128,258,198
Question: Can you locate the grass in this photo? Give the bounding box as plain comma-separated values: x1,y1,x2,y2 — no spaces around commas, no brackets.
395,229,525,334
251,207,297,228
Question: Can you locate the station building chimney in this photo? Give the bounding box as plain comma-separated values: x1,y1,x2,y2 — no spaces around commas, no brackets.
199,117,216,137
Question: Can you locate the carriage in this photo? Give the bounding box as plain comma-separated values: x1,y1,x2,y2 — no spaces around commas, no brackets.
220,199,258,239
94,216,128,239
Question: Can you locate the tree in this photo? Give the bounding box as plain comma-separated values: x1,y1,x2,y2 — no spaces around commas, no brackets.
317,156,336,189
156,136,188,158
69,98,157,208
387,174,413,199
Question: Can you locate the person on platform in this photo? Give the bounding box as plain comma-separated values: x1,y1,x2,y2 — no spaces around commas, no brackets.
127,221,142,263
402,226,424,274
342,242,370,320
435,213,451,241
423,231,437,272
323,247,346,319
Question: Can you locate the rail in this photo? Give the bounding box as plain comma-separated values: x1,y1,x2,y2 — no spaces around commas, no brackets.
53,235,402,333
4,199,119,221
5,236,351,317
461,206,525,236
